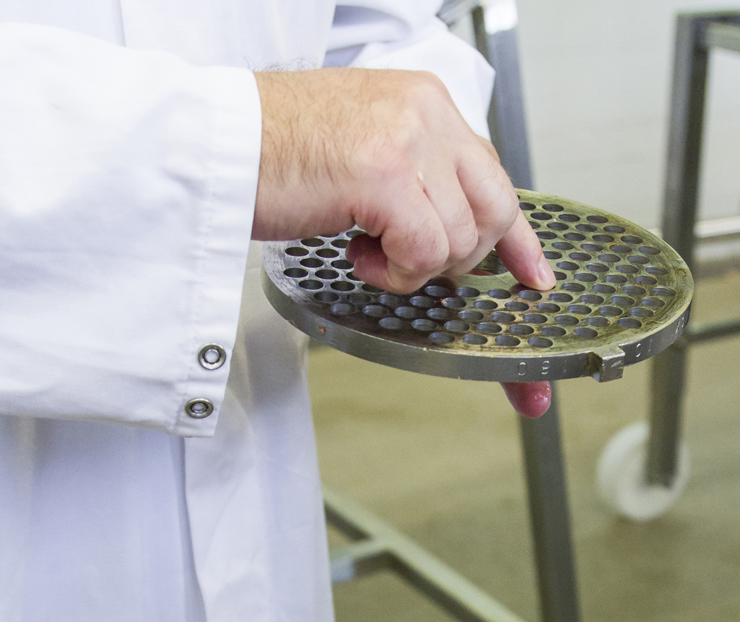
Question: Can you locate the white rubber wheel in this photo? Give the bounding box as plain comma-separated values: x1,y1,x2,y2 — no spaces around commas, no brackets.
597,421,690,521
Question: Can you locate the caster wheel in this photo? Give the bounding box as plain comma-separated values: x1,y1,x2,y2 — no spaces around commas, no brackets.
597,421,690,521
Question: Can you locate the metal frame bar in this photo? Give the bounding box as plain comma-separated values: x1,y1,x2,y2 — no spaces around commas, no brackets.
647,11,740,487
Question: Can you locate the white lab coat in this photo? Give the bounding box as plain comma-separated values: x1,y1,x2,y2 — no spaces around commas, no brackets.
0,2,494,621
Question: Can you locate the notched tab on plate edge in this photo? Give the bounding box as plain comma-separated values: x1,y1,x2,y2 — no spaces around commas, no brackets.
590,345,625,382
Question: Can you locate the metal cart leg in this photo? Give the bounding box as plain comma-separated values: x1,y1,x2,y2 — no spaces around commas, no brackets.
647,11,740,487
473,8,581,621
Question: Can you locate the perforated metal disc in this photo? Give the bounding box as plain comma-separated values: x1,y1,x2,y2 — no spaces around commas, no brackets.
262,191,693,382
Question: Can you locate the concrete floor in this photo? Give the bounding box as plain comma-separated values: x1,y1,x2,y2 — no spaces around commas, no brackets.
308,267,740,622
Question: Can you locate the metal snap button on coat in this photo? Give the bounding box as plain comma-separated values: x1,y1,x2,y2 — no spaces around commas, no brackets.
185,398,214,419
198,344,226,370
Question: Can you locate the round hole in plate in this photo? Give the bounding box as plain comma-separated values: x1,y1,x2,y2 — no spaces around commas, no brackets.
537,231,557,240
363,305,388,317
587,263,608,273
604,225,626,234
316,248,339,258
506,301,529,312
488,289,511,299
528,337,553,349
568,304,591,315
345,230,364,238
653,286,676,297
559,213,580,222
444,320,469,333
635,275,658,286
510,324,534,335
429,331,455,344
396,306,422,319
564,232,586,242
541,325,566,337
557,261,579,271
520,202,536,210
520,290,543,301
587,215,608,224
542,203,564,212
443,297,466,309
379,294,402,306
618,318,642,329
410,296,435,308
492,311,516,323
574,327,598,338
332,281,355,292
362,284,383,293
531,222,541,230
544,250,562,259
555,315,579,326
548,222,569,231
646,266,669,276
628,255,649,265
315,269,339,280
610,295,635,306
412,319,437,332
330,303,354,315
593,234,614,243
474,299,497,310
623,285,646,296
285,246,309,257
553,242,575,250
592,284,616,294
348,293,372,304
523,313,547,324
549,292,573,302
611,244,632,254
315,291,340,303
496,335,520,347
284,267,308,278
379,317,404,330
537,303,560,313
581,243,603,253
425,285,450,297
598,253,620,263
331,239,349,249
621,235,644,245
579,294,604,304
331,260,354,270
641,296,665,308
617,264,639,274
463,334,487,345
576,224,598,232
457,287,480,298
459,310,484,321
599,306,622,317
569,252,591,261
554,271,568,280
531,212,553,220
478,322,502,334
301,238,324,247
562,282,586,292
639,246,661,255
345,271,360,280
630,307,653,318
301,258,324,268
575,272,598,282
588,316,609,327
427,308,452,320
299,279,323,290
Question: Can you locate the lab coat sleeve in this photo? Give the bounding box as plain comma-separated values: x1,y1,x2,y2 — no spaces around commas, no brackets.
0,23,260,437
325,0,494,139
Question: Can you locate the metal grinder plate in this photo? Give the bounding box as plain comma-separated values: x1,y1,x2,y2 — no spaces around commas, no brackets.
262,191,693,383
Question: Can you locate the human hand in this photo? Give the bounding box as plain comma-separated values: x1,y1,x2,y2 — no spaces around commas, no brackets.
253,68,555,417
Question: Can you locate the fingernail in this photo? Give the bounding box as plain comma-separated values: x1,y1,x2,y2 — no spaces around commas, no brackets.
538,255,556,289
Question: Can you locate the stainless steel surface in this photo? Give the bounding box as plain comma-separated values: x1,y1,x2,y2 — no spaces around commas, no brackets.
263,191,693,384
649,11,740,488
198,343,226,370
184,398,214,419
